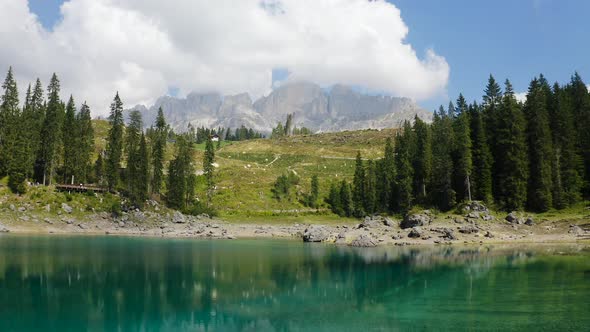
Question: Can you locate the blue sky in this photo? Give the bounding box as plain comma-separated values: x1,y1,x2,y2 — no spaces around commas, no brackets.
27,0,590,112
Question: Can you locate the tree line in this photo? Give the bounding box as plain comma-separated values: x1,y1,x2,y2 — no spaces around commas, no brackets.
0,67,216,214
328,74,590,215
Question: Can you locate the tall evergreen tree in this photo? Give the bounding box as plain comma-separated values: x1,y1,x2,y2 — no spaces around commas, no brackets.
74,102,94,183
453,94,473,201
550,83,583,207
203,135,215,206
364,159,377,215
125,110,144,205
394,121,414,213
430,107,456,211
567,73,590,196
30,79,46,182
21,79,45,180
38,73,64,185
136,133,149,206
105,93,124,191
63,96,77,183
524,77,554,211
352,151,366,217
377,137,395,212
328,182,343,216
469,102,493,203
495,80,528,210
411,115,432,203
151,107,167,194
482,75,503,198
167,134,194,210
308,174,320,208
339,180,353,217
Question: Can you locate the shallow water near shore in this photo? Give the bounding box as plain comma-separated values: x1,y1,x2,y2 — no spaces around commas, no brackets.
0,235,588,331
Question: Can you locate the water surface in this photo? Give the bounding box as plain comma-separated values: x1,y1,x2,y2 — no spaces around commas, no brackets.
0,235,588,331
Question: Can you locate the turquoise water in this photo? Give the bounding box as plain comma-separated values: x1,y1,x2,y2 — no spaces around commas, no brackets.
0,235,588,331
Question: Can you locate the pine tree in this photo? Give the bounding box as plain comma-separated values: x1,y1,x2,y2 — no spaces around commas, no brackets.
38,73,64,185
203,135,215,206
75,102,94,183
339,180,353,217
394,121,414,213
524,77,554,211
482,75,503,198
495,80,528,210
352,151,366,217
364,159,377,215
94,152,105,185
328,182,343,216
63,96,76,183
105,93,124,191
308,174,319,208
412,115,432,203
151,107,167,194
550,83,583,207
430,107,456,211
30,79,46,182
125,110,144,205
453,94,473,201
167,135,192,210
469,102,493,203
380,137,395,212
567,73,590,196
1,67,27,193
136,133,149,206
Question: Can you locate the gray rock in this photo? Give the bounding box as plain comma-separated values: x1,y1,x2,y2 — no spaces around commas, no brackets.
569,225,584,235
459,225,479,234
19,216,30,222
78,223,88,230
45,204,51,212
482,215,494,221
484,231,494,238
302,226,330,242
466,212,480,219
401,214,431,229
359,216,385,228
0,223,9,233
407,227,423,238
525,217,535,226
9,204,16,211
349,234,377,247
44,218,54,225
391,234,403,240
18,206,26,212
61,203,73,214
505,212,523,224
118,221,125,227
173,211,186,223
66,219,74,225
383,217,395,227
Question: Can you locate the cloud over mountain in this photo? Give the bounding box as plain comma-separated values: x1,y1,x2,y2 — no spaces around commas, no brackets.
0,0,449,115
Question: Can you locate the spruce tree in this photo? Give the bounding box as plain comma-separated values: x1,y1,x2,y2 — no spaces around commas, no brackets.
412,115,432,203
352,151,366,217
167,134,194,210
567,73,590,196
125,110,144,205
339,180,353,217
63,96,76,183
364,159,377,215
151,107,167,194
38,73,64,185
308,174,319,208
203,135,215,206
469,102,493,203
550,83,583,207
524,77,554,211
394,121,414,213
105,93,124,191
482,75,503,198
75,102,94,183
136,133,149,206
453,94,473,201
430,107,456,211
94,153,105,185
381,137,396,212
495,80,528,210
328,182,343,216
30,79,46,182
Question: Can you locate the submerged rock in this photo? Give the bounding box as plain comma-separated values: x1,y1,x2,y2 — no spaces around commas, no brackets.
401,214,431,229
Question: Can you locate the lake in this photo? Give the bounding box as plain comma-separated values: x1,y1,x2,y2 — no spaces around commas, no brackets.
0,235,588,331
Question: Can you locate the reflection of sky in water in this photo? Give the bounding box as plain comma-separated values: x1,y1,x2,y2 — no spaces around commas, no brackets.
0,236,588,331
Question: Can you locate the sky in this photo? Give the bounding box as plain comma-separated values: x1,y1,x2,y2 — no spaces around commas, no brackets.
2,0,589,115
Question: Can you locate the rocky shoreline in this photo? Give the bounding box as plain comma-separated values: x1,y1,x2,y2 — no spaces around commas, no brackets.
1,202,589,246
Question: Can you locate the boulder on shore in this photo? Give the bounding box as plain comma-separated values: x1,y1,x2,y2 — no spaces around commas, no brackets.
349,234,377,247
61,203,73,214
505,212,524,224
407,227,423,238
401,214,431,229
0,223,9,233
302,226,330,242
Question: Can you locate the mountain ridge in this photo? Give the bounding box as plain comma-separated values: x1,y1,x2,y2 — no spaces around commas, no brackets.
127,81,432,133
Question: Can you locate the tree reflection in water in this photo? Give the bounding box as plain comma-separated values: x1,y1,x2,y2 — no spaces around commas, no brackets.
0,236,588,331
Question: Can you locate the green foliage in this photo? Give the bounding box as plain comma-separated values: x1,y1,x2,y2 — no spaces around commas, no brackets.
203,135,216,205
394,121,414,213
272,171,299,201
151,107,167,194
469,102,493,203
352,151,366,217
430,107,456,211
305,174,320,208
364,159,377,215
412,115,432,203
105,93,124,191
452,94,473,201
166,134,195,210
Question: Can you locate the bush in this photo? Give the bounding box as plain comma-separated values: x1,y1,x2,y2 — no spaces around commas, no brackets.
184,201,218,217
110,201,122,217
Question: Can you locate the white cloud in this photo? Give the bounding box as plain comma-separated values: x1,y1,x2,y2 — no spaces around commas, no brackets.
0,0,449,116
515,92,527,103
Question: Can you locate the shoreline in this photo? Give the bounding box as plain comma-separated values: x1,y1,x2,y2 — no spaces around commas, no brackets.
1,211,589,247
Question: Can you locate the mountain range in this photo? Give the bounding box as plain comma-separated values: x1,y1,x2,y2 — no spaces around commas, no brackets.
128,82,432,133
